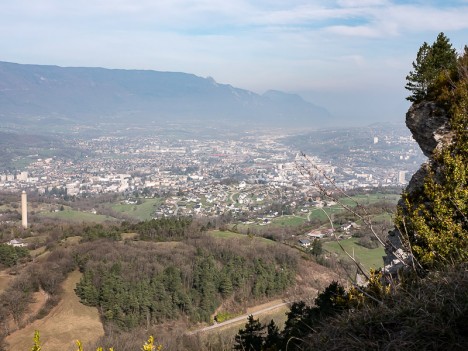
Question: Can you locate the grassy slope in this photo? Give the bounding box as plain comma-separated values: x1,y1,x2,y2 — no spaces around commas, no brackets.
270,215,307,227
323,238,385,271
208,230,276,245
111,198,162,221
39,209,114,223
339,193,400,207
5,270,104,351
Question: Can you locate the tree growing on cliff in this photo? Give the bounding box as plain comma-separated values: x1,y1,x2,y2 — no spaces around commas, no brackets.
405,32,457,103
398,43,468,269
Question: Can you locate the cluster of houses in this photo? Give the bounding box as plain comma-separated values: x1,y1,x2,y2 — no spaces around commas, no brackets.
298,222,360,248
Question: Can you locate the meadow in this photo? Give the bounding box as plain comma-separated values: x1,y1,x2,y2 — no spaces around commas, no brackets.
39,208,113,223
323,237,385,271
110,198,162,221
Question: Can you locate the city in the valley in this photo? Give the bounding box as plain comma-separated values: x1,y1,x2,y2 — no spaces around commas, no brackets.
0,123,425,222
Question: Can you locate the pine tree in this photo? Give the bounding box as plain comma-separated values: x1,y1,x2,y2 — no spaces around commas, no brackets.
405,32,457,103
233,315,265,351
263,320,281,351
311,238,323,257
406,42,432,102
218,272,233,298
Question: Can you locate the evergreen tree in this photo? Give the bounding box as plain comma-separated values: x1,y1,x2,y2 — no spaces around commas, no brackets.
281,301,313,348
234,315,265,351
75,271,99,306
311,238,323,257
263,320,281,351
405,32,457,102
406,42,432,102
218,271,233,298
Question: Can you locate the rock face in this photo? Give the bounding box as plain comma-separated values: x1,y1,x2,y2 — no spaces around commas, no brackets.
383,101,452,274
405,102,453,157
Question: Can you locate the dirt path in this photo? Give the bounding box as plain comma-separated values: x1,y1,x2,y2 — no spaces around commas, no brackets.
187,301,290,335
5,270,104,351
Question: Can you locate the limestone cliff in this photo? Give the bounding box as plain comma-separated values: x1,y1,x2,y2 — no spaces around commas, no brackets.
383,101,453,274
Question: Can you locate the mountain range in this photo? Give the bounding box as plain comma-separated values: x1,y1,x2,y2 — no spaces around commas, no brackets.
0,61,330,129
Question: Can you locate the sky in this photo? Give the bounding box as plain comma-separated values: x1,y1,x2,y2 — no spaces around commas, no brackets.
1,0,468,124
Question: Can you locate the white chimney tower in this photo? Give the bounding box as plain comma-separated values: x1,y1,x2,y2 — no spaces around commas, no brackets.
21,191,28,228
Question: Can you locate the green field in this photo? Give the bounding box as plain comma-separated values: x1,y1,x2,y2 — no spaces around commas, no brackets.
323,237,385,271
307,207,344,222
371,212,394,223
40,209,114,223
270,215,307,227
339,193,400,207
111,198,163,221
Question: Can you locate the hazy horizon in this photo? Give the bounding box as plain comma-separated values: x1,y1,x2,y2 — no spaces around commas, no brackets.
1,1,468,124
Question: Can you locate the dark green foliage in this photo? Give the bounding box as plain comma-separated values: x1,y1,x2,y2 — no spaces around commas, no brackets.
74,271,99,305
405,32,457,103
263,320,281,351
66,217,195,242
80,224,121,241
0,243,29,267
233,315,265,351
132,217,194,241
233,281,353,350
74,236,296,329
280,301,313,348
281,281,350,349
218,271,234,298
310,238,323,256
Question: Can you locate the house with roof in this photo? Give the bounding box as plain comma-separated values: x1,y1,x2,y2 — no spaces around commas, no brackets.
7,238,27,247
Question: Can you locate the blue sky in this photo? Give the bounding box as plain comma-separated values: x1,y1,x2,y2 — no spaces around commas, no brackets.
1,0,468,124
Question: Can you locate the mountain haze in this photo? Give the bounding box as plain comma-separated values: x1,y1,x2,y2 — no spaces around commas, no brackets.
0,61,329,128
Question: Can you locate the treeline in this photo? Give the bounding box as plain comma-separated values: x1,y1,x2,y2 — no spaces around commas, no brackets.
125,217,197,241
74,235,297,328
63,217,197,242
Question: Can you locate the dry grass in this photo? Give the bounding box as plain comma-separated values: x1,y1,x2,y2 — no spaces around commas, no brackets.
302,266,468,350
0,270,13,293
120,232,138,240
5,270,104,351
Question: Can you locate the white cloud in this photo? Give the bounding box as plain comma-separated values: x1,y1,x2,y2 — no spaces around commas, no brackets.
325,25,382,38
337,0,389,7
382,5,468,32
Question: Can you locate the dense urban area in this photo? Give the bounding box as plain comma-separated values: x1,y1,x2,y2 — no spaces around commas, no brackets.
1,123,424,222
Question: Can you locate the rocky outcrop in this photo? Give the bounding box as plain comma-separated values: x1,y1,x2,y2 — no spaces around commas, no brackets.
405,102,453,157
383,101,452,274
